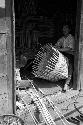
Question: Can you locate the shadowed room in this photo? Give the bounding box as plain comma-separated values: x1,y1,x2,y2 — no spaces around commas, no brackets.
14,0,77,89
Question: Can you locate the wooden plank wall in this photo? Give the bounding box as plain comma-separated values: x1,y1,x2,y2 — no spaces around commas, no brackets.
0,0,15,114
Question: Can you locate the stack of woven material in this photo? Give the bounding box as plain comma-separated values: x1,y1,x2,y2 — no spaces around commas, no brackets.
32,44,68,81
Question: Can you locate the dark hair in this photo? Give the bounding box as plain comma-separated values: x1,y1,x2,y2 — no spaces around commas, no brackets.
62,23,71,30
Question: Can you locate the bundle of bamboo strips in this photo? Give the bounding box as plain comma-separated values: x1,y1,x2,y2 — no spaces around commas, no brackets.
16,80,79,125
23,82,72,125
44,90,79,104
27,89,56,125
32,44,68,81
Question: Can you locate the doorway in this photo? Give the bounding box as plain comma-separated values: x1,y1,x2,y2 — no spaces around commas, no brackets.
14,0,78,85
14,0,80,122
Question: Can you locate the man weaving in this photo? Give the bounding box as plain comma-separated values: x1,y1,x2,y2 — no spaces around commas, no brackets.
55,24,75,91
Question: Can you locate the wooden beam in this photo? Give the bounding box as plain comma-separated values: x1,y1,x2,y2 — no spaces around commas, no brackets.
0,0,15,115
73,0,82,90
75,0,83,90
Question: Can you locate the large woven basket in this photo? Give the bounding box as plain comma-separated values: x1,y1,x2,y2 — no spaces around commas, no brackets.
32,44,68,81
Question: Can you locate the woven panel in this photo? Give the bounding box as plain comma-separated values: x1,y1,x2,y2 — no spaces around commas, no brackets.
32,44,68,81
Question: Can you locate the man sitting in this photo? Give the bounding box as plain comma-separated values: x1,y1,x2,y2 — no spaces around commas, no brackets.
55,24,75,91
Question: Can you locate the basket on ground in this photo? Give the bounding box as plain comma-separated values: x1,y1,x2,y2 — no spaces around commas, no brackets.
32,44,68,81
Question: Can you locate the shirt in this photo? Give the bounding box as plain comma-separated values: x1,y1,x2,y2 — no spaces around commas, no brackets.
55,34,75,49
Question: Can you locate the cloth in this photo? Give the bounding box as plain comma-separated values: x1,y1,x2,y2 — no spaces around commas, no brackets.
55,33,75,70
55,34,75,49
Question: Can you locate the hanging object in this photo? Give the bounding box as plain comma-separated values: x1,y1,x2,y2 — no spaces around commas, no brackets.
32,44,68,81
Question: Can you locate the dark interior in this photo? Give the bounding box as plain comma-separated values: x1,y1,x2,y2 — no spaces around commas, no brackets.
14,0,77,85
15,0,77,50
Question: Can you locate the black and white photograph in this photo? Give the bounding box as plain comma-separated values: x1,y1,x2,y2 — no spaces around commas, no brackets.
0,0,83,124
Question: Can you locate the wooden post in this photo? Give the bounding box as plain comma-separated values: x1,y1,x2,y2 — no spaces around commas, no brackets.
73,0,82,89
0,0,15,115
76,0,83,89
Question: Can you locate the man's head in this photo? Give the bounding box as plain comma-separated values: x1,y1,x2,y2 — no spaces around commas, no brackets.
62,25,70,36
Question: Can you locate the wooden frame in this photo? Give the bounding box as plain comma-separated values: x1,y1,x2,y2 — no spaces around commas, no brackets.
0,0,15,114
5,0,15,114
73,0,82,90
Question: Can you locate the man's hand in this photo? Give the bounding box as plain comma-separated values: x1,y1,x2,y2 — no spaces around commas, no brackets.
57,48,75,55
54,45,61,49
58,48,74,52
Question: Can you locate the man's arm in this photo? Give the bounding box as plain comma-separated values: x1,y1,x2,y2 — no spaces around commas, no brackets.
66,35,75,50
54,38,63,48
